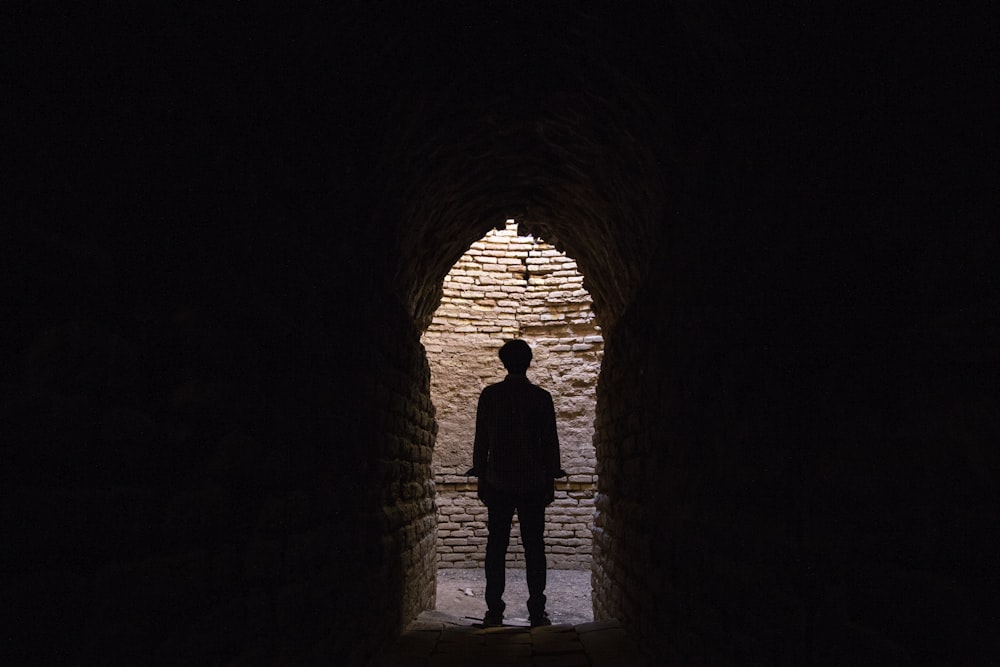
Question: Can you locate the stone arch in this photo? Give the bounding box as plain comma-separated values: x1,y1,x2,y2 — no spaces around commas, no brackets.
379,33,672,335
374,56,682,650
368,10,688,654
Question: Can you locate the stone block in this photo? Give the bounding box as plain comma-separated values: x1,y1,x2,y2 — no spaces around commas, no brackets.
545,530,575,538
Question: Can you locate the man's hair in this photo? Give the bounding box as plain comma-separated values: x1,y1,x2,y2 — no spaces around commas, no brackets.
498,339,533,372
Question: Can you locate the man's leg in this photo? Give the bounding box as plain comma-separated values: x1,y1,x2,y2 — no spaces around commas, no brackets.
518,502,548,620
485,499,516,619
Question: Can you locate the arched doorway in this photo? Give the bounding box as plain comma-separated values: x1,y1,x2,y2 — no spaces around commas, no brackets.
421,219,602,624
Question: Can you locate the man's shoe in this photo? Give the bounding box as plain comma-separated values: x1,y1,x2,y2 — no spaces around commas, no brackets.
483,610,504,627
529,611,552,627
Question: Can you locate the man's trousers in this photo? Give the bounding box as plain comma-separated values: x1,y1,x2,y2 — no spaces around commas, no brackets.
484,495,547,617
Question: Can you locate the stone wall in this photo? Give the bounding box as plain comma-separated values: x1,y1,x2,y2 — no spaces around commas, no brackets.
371,319,440,635
2,215,438,664
422,222,602,569
589,156,999,663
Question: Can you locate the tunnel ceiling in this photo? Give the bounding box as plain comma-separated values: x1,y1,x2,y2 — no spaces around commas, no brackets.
371,5,715,332
390,82,667,332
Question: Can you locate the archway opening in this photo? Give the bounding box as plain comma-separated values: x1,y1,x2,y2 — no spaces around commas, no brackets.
382,43,670,647
421,219,602,625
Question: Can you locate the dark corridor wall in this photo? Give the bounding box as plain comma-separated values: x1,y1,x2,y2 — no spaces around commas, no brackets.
5,3,997,664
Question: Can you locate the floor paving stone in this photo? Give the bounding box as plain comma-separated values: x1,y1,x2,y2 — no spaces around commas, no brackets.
374,611,644,666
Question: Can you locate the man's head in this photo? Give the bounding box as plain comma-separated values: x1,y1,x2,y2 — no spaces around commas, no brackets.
498,339,533,373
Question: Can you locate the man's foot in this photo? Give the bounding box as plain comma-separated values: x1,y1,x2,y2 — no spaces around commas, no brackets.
529,611,552,627
483,610,504,627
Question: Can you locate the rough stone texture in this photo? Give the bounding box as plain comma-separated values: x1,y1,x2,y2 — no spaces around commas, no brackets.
422,221,601,569
4,4,996,665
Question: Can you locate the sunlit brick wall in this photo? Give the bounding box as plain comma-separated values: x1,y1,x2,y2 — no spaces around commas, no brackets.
422,221,602,569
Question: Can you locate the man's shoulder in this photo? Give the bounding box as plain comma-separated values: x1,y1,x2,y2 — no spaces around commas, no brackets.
481,377,551,398
479,382,505,398
526,383,553,402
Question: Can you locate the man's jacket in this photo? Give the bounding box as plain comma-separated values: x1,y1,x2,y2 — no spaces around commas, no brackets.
472,374,562,502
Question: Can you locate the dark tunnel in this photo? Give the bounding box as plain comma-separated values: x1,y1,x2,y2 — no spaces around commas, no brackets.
4,3,997,664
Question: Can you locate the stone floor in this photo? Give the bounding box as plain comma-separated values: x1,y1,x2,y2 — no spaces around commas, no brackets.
373,610,644,666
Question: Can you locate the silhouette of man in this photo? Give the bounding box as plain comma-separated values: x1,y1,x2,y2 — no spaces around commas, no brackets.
467,339,566,627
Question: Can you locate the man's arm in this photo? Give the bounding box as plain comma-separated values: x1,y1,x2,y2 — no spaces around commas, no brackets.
542,391,566,478
470,389,490,476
